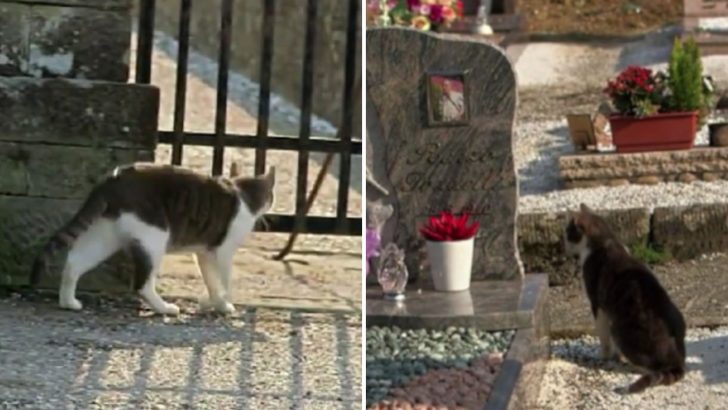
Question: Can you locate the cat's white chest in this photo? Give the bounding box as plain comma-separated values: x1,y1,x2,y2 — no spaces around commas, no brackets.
221,200,256,249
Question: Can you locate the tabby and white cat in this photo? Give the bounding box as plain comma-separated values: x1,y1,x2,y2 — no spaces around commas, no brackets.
565,204,686,394
31,162,275,316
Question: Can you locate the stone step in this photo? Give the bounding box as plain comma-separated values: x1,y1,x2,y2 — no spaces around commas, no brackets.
0,77,159,149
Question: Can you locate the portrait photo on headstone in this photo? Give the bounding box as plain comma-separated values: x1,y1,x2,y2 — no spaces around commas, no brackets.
426,71,469,126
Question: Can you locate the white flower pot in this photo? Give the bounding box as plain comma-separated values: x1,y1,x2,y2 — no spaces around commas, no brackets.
426,237,474,291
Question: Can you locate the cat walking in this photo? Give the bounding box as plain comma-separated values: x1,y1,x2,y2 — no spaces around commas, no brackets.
31,162,275,315
564,204,686,394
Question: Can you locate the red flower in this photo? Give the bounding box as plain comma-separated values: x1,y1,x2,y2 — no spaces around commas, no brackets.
419,210,480,242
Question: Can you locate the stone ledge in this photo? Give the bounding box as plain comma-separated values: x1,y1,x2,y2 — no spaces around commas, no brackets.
559,147,728,189
518,208,650,286
0,77,159,148
0,0,131,10
652,203,728,260
0,195,133,292
518,203,728,286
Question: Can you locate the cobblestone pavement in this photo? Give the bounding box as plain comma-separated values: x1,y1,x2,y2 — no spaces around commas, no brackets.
0,295,362,410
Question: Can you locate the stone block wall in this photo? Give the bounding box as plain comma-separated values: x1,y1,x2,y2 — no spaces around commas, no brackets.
151,0,362,134
559,147,728,189
0,0,131,81
652,203,728,259
518,208,651,286
0,0,160,291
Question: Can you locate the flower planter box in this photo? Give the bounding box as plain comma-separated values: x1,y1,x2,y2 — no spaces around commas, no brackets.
609,111,698,153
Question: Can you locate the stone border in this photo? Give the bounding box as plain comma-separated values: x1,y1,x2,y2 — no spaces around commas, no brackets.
519,203,728,285
483,327,549,410
559,147,728,189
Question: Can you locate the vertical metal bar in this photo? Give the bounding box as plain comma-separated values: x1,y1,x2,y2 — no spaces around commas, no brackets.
293,0,318,233
335,0,359,232
254,0,276,176
171,0,192,165
212,0,233,176
135,0,156,84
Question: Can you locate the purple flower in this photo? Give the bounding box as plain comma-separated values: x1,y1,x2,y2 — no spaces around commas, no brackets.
366,228,382,276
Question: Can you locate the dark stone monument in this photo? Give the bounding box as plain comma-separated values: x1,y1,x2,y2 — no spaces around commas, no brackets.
366,27,523,282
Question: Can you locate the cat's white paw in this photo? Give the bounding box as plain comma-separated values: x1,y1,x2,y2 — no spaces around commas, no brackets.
199,296,234,314
156,303,180,316
214,301,236,314
59,298,83,311
198,296,214,310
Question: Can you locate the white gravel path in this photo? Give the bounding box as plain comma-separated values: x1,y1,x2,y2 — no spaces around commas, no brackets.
536,327,728,410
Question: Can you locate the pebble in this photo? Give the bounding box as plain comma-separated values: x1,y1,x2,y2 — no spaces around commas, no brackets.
538,326,728,409
366,327,513,408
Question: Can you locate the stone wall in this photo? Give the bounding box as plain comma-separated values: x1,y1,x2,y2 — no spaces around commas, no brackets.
151,0,362,134
0,0,159,291
559,147,728,189
518,208,651,286
518,203,728,286
0,0,131,81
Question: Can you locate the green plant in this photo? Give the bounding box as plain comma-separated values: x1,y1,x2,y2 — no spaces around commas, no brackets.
668,37,709,124
629,242,672,265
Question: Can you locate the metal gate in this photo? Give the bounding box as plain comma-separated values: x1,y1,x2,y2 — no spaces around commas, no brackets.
133,0,361,236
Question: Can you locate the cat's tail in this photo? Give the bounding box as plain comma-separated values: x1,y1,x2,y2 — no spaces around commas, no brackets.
625,366,685,394
29,186,109,286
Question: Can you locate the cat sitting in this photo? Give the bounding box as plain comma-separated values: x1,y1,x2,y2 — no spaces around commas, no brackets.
31,162,275,316
564,204,686,394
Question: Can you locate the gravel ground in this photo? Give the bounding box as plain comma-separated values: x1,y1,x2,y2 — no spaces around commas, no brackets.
365,327,514,409
536,327,728,410
0,294,362,410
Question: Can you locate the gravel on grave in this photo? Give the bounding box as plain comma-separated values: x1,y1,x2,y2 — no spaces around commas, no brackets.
515,117,728,214
366,327,514,410
536,326,728,410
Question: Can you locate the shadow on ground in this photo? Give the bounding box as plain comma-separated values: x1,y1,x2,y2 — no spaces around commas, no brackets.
0,295,362,409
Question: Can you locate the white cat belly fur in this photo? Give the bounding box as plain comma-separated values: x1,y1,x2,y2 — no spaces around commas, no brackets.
59,199,257,315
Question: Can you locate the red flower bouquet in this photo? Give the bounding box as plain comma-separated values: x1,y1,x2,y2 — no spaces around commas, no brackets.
420,211,480,242
603,66,667,118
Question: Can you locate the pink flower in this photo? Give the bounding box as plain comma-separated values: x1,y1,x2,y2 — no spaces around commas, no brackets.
429,4,444,23
442,6,456,22
419,4,431,15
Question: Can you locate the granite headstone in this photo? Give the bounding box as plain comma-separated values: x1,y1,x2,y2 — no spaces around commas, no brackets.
366,27,523,281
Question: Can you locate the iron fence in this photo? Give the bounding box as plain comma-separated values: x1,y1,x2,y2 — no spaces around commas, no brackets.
134,0,362,236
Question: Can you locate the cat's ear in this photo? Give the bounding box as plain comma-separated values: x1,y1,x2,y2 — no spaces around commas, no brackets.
229,161,240,178
263,166,276,186
579,203,592,214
